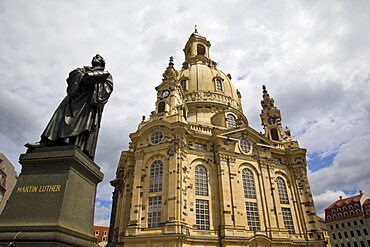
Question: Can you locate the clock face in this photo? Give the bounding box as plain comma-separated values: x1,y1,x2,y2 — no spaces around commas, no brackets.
268,117,275,124
162,90,170,98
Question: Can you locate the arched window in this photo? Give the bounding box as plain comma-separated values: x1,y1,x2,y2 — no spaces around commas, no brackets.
327,215,331,220
158,101,165,113
338,208,341,212
227,114,237,128
150,161,163,192
332,209,336,214
333,214,337,219
242,168,256,199
271,129,279,141
195,165,208,196
215,78,223,91
344,212,348,216
356,209,361,214
180,79,187,91
277,177,289,204
197,44,205,55
338,213,343,218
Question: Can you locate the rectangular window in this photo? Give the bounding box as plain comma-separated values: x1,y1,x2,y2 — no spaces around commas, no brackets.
338,232,342,239
360,241,365,247
347,243,351,247
363,228,368,235
195,199,210,230
332,233,336,239
148,196,162,228
245,202,260,231
341,244,345,247
357,229,361,236
344,231,348,238
350,230,354,237
281,208,295,234
354,242,358,247
194,143,207,151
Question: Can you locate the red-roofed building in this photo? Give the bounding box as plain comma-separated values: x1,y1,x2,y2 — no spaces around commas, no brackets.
363,199,370,219
93,226,109,247
324,192,370,247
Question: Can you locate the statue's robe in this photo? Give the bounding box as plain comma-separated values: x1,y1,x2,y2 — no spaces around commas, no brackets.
41,66,113,159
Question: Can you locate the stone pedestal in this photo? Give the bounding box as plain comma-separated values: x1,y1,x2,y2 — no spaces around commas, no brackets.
0,146,104,247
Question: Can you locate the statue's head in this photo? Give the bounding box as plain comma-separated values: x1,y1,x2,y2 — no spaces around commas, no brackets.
91,54,106,68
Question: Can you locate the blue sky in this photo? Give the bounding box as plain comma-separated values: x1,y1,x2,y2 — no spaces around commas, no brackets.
1,0,370,224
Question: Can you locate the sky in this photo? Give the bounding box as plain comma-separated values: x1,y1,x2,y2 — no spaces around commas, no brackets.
1,0,370,226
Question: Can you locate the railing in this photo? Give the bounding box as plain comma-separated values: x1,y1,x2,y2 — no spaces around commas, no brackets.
184,91,242,111
189,124,213,135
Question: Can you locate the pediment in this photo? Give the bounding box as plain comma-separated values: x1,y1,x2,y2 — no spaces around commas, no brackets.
215,125,273,147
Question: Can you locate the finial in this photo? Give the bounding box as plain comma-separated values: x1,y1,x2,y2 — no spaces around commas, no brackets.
194,24,198,33
262,85,268,94
169,56,174,65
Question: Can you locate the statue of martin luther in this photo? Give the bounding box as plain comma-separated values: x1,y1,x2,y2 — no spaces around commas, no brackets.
26,54,113,160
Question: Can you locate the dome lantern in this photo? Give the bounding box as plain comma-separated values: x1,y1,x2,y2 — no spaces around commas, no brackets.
183,29,212,66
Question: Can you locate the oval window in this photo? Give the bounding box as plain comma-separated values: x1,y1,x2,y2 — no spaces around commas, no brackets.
239,139,251,154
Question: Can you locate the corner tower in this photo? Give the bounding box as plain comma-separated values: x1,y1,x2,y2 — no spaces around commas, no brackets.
108,31,325,247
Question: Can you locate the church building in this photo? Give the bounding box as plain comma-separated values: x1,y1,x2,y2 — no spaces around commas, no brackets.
108,30,325,247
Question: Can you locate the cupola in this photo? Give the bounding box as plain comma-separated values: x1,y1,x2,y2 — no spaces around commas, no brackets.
183,27,213,66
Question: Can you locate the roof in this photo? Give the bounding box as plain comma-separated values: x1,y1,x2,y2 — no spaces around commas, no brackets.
363,198,370,206
326,194,362,210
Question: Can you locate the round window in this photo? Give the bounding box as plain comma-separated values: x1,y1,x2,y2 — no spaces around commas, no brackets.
239,139,251,154
150,130,164,145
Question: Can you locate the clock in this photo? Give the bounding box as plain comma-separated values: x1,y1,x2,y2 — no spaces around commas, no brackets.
162,90,170,98
268,116,276,124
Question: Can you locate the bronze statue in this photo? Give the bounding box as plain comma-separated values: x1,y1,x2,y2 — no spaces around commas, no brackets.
26,54,113,160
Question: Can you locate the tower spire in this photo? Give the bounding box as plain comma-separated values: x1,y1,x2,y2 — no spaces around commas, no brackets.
162,56,178,81
260,85,292,143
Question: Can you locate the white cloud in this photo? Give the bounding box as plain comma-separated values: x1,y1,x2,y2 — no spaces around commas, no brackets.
1,0,369,225
94,200,112,226
312,190,347,217
309,134,370,214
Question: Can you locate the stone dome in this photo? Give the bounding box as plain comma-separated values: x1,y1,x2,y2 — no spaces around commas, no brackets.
178,32,243,114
